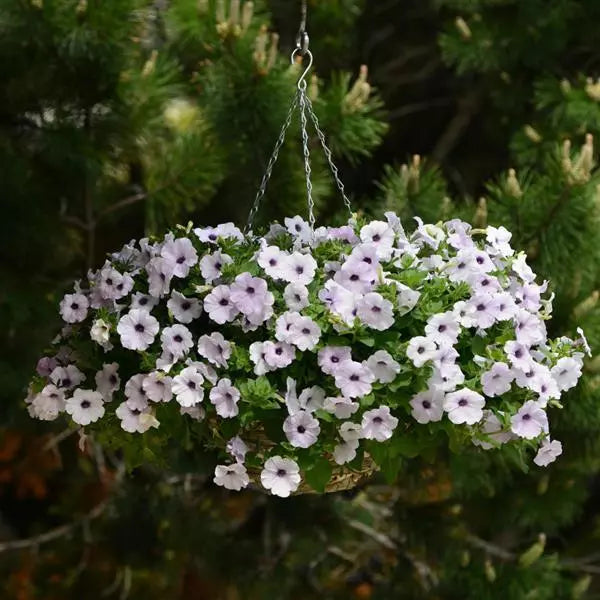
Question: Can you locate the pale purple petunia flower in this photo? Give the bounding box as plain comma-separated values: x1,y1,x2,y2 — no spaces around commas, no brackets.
323,396,359,419
444,389,485,425
204,285,238,324
365,350,401,383
428,364,465,392
340,422,362,441
551,357,582,391
481,362,514,397
95,363,120,401
31,385,65,421
472,410,513,449
50,365,85,389
161,237,198,278
349,244,380,269
289,315,321,351
167,291,202,323
200,250,232,283
65,389,105,425
335,259,375,294
514,309,546,346
260,456,301,497
172,366,205,407
318,346,353,376
284,215,312,244
283,282,310,311
486,225,514,258
465,294,501,329
194,222,243,244
142,371,173,403
406,336,438,368
213,463,249,490
197,332,231,368
116,403,157,433
60,293,89,323
131,292,159,312
263,341,295,369
510,400,548,439
124,374,149,410
410,389,445,424
361,405,398,441
534,439,562,467
425,312,460,345
161,324,194,359
37,356,58,377
230,272,270,315
360,221,395,260
249,341,273,376
226,436,248,463
512,253,536,283
117,309,160,351
280,252,317,285
146,256,174,298
209,378,240,418
334,360,375,398
504,340,532,371
333,439,359,464
357,292,395,331
283,410,321,447
257,245,288,279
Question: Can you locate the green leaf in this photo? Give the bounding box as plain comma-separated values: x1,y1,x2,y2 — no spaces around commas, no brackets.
304,456,333,493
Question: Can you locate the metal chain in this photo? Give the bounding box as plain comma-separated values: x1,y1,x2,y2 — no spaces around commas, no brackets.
244,94,299,233
305,95,353,217
298,85,315,231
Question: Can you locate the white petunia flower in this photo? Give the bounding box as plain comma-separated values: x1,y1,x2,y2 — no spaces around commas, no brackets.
142,371,173,403
65,389,104,425
95,363,120,401
472,410,513,450
209,378,240,418
214,463,250,491
116,403,158,433
284,215,312,244
90,319,112,350
340,422,362,441
365,350,401,383
511,400,548,439
260,456,301,497
124,374,149,410
361,406,398,441
258,245,288,279
167,291,202,323
146,256,174,298
59,293,89,323
117,309,160,351
283,282,310,311
263,341,295,369
161,324,194,359
410,389,444,424
226,436,248,463
197,332,232,368
486,225,514,258
406,336,438,368
249,341,273,376
161,237,198,278
443,389,485,425
357,292,395,331
395,282,421,315
504,340,533,371
172,366,205,407
534,439,563,467
360,221,395,260
283,410,321,447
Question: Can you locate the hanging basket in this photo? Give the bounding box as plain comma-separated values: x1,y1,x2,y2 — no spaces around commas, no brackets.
25,43,586,497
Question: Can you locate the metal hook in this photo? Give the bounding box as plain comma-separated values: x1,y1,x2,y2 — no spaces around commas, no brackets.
291,48,313,90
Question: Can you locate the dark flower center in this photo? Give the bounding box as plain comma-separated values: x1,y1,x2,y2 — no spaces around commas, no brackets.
371,306,381,313
522,413,531,421
417,346,425,354
80,400,91,409
363,257,372,264
209,233,217,240
302,328,310,334
350,274,359,281
246,286,255,295
269,258,277,266
331,356,339,363
106,278,113,285
187,381,196,389
372,234,381,242
275,347,283,355
297,426,306,434
372,416,383,424
71,303,79,310
476,303,486,311
109,374,118,385
63,378,72,387
458,398,468,407
219,298,229,306
277,468,287,477
515,349,523,358
476,256,484,264
350,374,360,381
295,224,302,232
139,297,148,305
174,335,183,343
438,324,447,332
296,266,304,274
135,323,145,332
181,301,191,310
422,400,431,409
215,262,222,269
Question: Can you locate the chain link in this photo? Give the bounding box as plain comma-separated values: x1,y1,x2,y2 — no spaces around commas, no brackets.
298,86,315,231
305,96,353,217
244,94,299,234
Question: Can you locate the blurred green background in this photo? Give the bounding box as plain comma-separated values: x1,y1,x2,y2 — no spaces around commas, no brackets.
2,0,600,598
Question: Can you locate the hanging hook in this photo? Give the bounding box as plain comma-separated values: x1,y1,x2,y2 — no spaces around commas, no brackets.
295,0,309,55
291,48,313,91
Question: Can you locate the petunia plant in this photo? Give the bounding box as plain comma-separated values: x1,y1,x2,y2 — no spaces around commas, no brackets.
26,213,587,496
